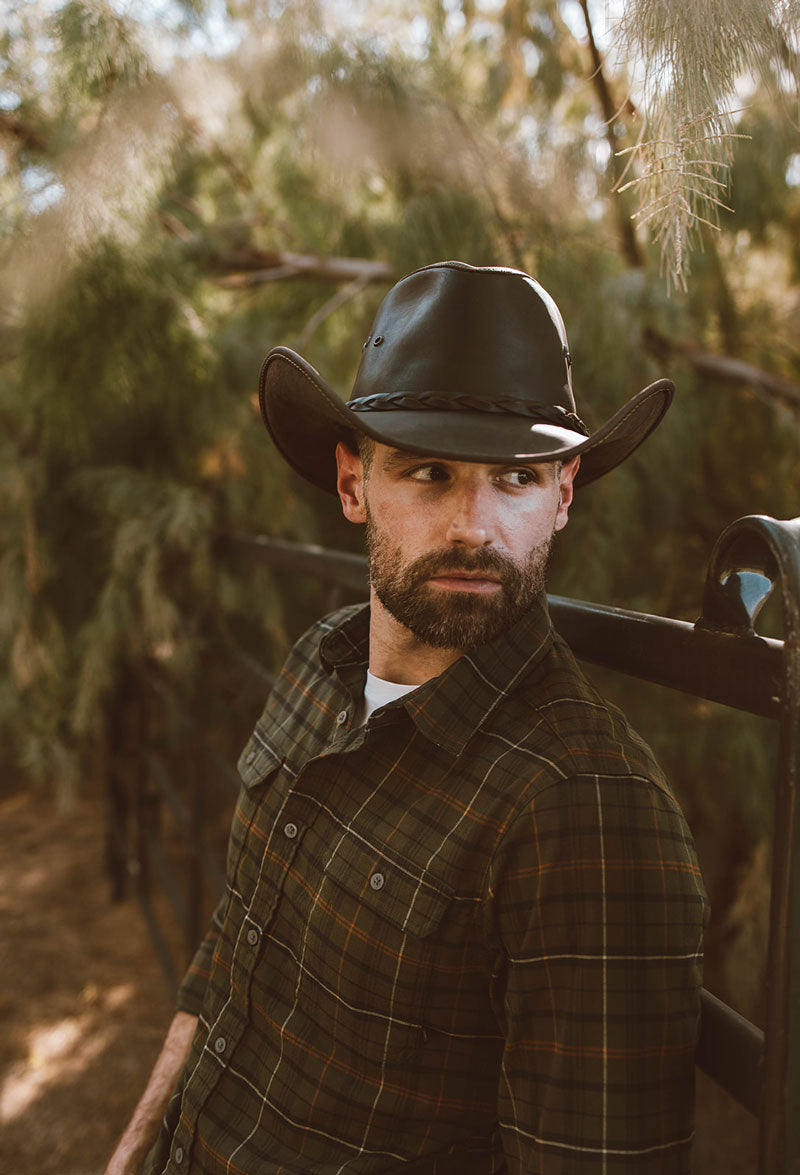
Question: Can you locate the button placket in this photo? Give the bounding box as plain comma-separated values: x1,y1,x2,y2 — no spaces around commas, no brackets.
236,811,304,937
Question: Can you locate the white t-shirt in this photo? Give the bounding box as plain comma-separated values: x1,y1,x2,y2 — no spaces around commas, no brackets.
357,670,417,726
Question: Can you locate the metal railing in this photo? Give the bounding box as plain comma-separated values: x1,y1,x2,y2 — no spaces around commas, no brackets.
552,513,800,1173
106,512,800,1174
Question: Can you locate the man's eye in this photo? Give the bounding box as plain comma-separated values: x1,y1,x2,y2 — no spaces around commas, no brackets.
408,464,449,482
500,469,538,488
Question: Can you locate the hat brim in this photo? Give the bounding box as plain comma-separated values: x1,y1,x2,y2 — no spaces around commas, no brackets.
259,346,673,492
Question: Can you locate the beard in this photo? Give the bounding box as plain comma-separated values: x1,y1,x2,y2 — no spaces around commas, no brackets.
365,508,553,652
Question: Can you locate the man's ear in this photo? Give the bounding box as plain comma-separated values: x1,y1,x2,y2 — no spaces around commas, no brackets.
335,441,367,524
554,455,580,533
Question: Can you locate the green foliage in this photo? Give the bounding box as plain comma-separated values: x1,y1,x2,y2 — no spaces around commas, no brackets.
725,100,800,242
1,225,315,790
52,1,149,100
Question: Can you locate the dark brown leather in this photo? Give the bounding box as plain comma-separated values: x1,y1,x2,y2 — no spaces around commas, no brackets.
350,263,574,413
258,261,673,494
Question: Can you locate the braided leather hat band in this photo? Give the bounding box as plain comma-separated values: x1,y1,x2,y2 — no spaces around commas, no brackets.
348,391,590,434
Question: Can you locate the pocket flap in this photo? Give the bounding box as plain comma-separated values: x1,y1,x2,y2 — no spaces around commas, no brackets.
237,729,282,789
324,833,452,937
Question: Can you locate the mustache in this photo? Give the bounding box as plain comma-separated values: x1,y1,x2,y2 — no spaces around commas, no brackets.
404,547,523,585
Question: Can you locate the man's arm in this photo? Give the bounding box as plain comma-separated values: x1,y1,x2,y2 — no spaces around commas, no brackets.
489,774,709,1173
105,1011,197,1175
105,887,229,1174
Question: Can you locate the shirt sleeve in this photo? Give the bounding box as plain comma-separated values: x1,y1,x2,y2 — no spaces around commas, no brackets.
175,890,227,1016
487,773,709,1174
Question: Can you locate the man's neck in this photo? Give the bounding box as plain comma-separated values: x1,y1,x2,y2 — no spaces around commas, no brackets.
367,591,462,685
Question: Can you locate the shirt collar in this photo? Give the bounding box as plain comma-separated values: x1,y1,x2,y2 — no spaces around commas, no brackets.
318,595,555,755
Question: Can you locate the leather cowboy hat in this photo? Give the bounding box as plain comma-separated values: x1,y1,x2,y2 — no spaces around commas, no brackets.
258,260,673,492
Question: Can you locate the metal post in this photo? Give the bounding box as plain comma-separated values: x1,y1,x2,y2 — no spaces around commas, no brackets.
105,689,129,903
698,515,800,1174
187,748,205,961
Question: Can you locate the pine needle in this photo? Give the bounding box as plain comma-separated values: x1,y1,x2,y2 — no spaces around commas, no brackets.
611,0,797,287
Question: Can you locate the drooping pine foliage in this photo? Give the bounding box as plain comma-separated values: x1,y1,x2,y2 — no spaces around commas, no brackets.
612,0,800,287
2,235,310,796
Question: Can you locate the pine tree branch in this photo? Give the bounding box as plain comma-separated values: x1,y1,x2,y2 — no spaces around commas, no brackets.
643,327,800,409
442,102,525,269
192,233,800,412
296,276,372,347
212,252,394,289
159,211,194,242
0,110,48,154
577,0,643,268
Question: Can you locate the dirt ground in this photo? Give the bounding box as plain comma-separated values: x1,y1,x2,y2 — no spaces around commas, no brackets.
0,786,760,1175
0,789,174,1175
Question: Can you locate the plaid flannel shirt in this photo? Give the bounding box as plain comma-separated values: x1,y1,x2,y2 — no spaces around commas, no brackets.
150,596,708,1174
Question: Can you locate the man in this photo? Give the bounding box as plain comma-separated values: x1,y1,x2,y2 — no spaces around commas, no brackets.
108,261,708,1174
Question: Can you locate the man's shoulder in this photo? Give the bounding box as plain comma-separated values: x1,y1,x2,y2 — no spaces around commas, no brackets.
487,629,670,798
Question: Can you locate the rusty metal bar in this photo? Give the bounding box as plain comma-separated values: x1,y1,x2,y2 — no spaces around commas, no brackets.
106,687,131,903
135,887,179,997
134,691,156,932
187,752,205,960
226,532,785,716
105,775,129,904
222,532,369,594
548,595,782,718
147,753,227,894
142,824,188,931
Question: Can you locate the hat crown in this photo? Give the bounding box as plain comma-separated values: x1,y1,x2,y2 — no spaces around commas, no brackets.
350,261,575,413
258,257,674,494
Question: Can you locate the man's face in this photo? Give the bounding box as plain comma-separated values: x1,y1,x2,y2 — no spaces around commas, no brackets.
337,441,580,652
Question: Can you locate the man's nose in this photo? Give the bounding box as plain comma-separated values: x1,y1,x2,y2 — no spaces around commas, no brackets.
444,485,495,547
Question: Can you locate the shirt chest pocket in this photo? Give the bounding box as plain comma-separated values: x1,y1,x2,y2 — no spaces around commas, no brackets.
226,732,286,898
297,832,453,1061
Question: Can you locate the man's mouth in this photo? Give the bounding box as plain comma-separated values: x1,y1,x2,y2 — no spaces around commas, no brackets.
427,571,503,593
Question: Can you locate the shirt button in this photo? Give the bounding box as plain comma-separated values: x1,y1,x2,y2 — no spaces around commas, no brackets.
174,1146,184,1165
284,822,298,839
336,709,349,726
369,872,385,891
245,750,256,764
246,927,259,947
214,1035,227,1054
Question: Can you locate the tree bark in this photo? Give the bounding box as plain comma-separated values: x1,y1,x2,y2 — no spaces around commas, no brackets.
177,232,800,413
577,0,643,268
211,252,394,289
643,326,800,409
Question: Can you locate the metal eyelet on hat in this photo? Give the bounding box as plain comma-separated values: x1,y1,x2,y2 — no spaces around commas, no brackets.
373,336,384,346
